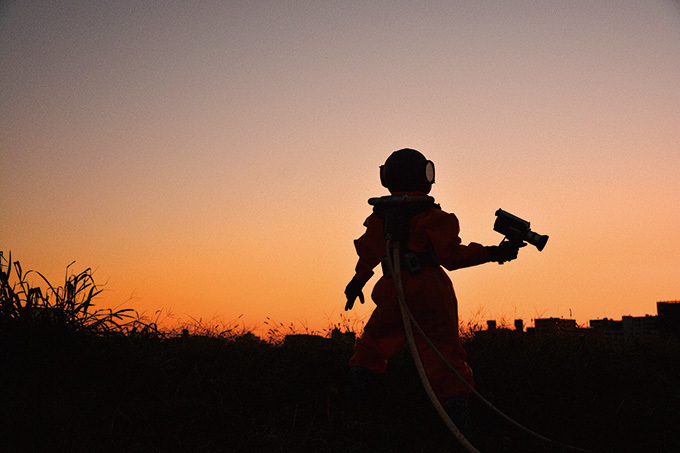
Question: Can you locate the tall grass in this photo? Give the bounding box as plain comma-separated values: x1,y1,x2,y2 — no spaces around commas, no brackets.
0,251,152,335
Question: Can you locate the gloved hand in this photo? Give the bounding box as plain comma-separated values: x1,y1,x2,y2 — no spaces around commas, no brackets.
487,241,525,264
344,276,366,311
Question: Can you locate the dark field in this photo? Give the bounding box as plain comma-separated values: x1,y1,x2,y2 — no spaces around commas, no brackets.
1,326,679,453
2,256,679,452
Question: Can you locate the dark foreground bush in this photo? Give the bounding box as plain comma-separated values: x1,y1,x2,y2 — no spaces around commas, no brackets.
2,254,679,452
1,325,679,453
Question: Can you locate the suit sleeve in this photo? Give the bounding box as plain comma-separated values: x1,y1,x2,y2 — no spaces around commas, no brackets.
353,214,385,282
425,211,490,271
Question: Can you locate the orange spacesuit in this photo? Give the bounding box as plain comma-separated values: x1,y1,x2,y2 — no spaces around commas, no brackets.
347,193,488,399
344,149,519,408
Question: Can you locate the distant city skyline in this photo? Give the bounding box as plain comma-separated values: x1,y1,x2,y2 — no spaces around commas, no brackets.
483,300,680,338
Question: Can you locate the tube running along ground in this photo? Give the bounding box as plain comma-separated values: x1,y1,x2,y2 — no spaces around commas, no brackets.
386,239,591,453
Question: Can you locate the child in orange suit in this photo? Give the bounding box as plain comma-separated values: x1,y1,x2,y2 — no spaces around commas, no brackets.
344,148,519,431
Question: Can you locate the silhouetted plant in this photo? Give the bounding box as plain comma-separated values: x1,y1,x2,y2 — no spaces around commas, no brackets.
326,311,365,337
0,251,134,334
170,313,249,339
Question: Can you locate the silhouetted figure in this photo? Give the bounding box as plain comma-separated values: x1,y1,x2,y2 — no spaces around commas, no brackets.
344,148,520,432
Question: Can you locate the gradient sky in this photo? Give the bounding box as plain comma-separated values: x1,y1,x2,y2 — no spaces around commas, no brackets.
2,1,679,335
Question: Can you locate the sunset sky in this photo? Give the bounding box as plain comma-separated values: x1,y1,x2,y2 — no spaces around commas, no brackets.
2,1,679,336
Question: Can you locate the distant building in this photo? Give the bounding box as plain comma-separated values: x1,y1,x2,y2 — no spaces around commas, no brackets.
534,317,577,335
657,301,680,336
590,315,659,340
624,315,659,339
514,319,524,332
589,318,624,340
589,301,680,340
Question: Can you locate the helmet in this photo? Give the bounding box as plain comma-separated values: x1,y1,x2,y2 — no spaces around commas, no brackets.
380,148,435,194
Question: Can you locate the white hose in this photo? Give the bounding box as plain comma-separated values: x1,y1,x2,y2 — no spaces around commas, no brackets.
389,240,480,453
386,239,591,453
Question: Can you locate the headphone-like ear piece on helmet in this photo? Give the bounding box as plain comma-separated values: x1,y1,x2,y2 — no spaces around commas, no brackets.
380,164,387,188
425,160,435,184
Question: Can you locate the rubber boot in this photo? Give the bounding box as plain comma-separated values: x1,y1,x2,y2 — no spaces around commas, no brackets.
444,396,472,438
344,366,372,413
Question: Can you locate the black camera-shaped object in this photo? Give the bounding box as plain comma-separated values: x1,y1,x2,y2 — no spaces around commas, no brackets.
494,209,548,251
